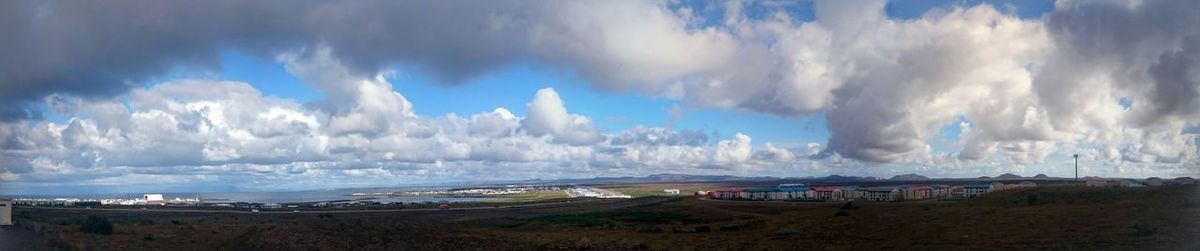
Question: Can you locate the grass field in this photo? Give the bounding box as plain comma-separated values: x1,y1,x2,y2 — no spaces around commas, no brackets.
7,184,1198,250
494,190,571,202
598,183,728,197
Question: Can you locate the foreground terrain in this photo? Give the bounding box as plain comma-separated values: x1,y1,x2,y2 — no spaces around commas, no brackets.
5,184,1198,250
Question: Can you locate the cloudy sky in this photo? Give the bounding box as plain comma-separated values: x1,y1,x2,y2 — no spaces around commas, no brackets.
1,0,1198,194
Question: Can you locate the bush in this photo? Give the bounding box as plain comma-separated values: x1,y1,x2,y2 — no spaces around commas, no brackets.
834,210,850,217
80,215,114,235
1026,194,1039,206
773,228,799,236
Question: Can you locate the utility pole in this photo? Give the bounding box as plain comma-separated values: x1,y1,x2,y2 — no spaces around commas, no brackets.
1073,154,1079,183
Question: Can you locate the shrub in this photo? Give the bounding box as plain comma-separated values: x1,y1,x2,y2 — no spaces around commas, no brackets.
80,215,114,235
1026,194,1039,206
773,228,799,236
834,210,850,217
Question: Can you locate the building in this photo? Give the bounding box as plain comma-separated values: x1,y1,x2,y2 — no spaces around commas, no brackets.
0,199,11,226
988,182,1008,192
963,183,991,198
862,187,902,201
810,187,840,201
902,186,932,201
950,185,965,198
744,188,774,200
663,189,681,195
836,185,860,201
930,185,952,198
713,189,744,200
143,194,165,205
770,186,810,200
1086,179,1108,187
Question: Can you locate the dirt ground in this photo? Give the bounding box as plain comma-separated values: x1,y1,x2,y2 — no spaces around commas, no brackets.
9,184,1199,250
0,226,39,251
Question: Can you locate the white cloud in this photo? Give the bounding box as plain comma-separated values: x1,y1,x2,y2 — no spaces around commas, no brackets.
2,0,1199,190
521,88,603,146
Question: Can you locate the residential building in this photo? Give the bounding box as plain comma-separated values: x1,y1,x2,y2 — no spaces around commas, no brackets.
714,189,744,200
963,183,991,198
862,187,902,201
902,185,932,201
770,186,810,200
744,188,774,200
811,187,839,201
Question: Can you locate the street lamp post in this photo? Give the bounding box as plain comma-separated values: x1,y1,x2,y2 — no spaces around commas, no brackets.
1073,154,1079,183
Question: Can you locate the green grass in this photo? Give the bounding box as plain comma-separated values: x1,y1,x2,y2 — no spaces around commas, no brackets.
495,190,571,202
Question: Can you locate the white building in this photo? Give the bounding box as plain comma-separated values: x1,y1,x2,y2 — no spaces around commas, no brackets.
143,194,165,205
1,199,12,225
663,189,680,195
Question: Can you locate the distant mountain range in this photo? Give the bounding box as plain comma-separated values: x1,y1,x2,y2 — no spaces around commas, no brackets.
890,173,930,181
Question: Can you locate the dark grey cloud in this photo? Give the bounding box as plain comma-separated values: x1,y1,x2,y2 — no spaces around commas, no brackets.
0,0,541,121
1038,0,1200,127
0,0,310,120
1145,36,1200,124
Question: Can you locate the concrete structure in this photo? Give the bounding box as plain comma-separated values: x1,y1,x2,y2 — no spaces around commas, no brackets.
744,188,774,200
663,189,680,195
862,187,902,201
902,186,932,201
143,194,165,205
714,189,744,200
0,199,11,226
769,186,810,200
963,183,991,198
811,187,840,201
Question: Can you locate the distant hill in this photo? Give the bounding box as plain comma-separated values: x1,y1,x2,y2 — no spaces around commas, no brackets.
997,173,1022,179
1033,174,1049,178
978,176,991,179
890,173,930,181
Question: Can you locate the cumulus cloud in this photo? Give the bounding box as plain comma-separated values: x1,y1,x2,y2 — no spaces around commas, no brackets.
0,51,798,188
2,0,1199,188
521,88,603,145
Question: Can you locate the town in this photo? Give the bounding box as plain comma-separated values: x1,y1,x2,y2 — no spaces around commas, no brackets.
704,177,1197,202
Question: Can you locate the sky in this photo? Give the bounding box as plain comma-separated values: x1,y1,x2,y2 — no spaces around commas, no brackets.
1,0,1198,194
